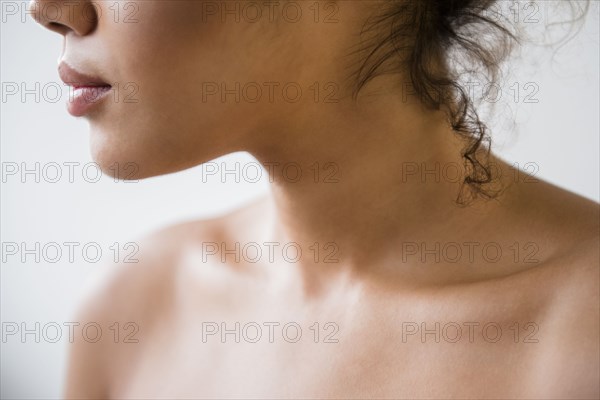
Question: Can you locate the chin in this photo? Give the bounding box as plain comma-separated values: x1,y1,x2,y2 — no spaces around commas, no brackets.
87,114,235,181
89,129,154,181
89,129,210,181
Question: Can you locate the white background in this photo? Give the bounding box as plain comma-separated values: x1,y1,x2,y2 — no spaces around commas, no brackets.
1,1,599,398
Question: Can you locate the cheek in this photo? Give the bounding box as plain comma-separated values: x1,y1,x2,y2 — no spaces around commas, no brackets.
88,1,291,177
88,2,242,174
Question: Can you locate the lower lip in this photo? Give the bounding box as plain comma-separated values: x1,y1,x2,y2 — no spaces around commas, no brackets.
67,86,112,117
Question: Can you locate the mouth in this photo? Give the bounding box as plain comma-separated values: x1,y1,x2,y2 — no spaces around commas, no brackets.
58,61,112,117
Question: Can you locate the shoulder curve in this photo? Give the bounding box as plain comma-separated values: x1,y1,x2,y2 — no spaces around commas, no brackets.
63,207,249,398
70,195,272,326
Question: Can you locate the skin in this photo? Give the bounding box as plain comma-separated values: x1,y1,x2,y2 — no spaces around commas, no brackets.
29,0,599,398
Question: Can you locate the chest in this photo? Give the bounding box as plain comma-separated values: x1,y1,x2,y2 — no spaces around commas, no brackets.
110,310,551,399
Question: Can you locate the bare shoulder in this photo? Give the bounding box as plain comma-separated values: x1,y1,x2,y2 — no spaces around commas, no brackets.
533,234,599,398
512,179,599,397
63,197,270,399
514,176,599,303
506,174,599,267
73,195,271,312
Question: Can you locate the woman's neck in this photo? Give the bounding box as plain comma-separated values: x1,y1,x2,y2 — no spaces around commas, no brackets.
249,87,512,294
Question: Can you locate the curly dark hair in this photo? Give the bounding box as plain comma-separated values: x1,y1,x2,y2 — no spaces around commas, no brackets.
350,0,589,204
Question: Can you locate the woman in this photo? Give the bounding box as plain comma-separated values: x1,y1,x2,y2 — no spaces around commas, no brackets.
29,0,598,398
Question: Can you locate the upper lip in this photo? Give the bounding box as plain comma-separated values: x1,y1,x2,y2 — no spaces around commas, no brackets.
58,62,110,88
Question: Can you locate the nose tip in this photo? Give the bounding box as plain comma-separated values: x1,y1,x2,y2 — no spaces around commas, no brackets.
28,0,97,36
